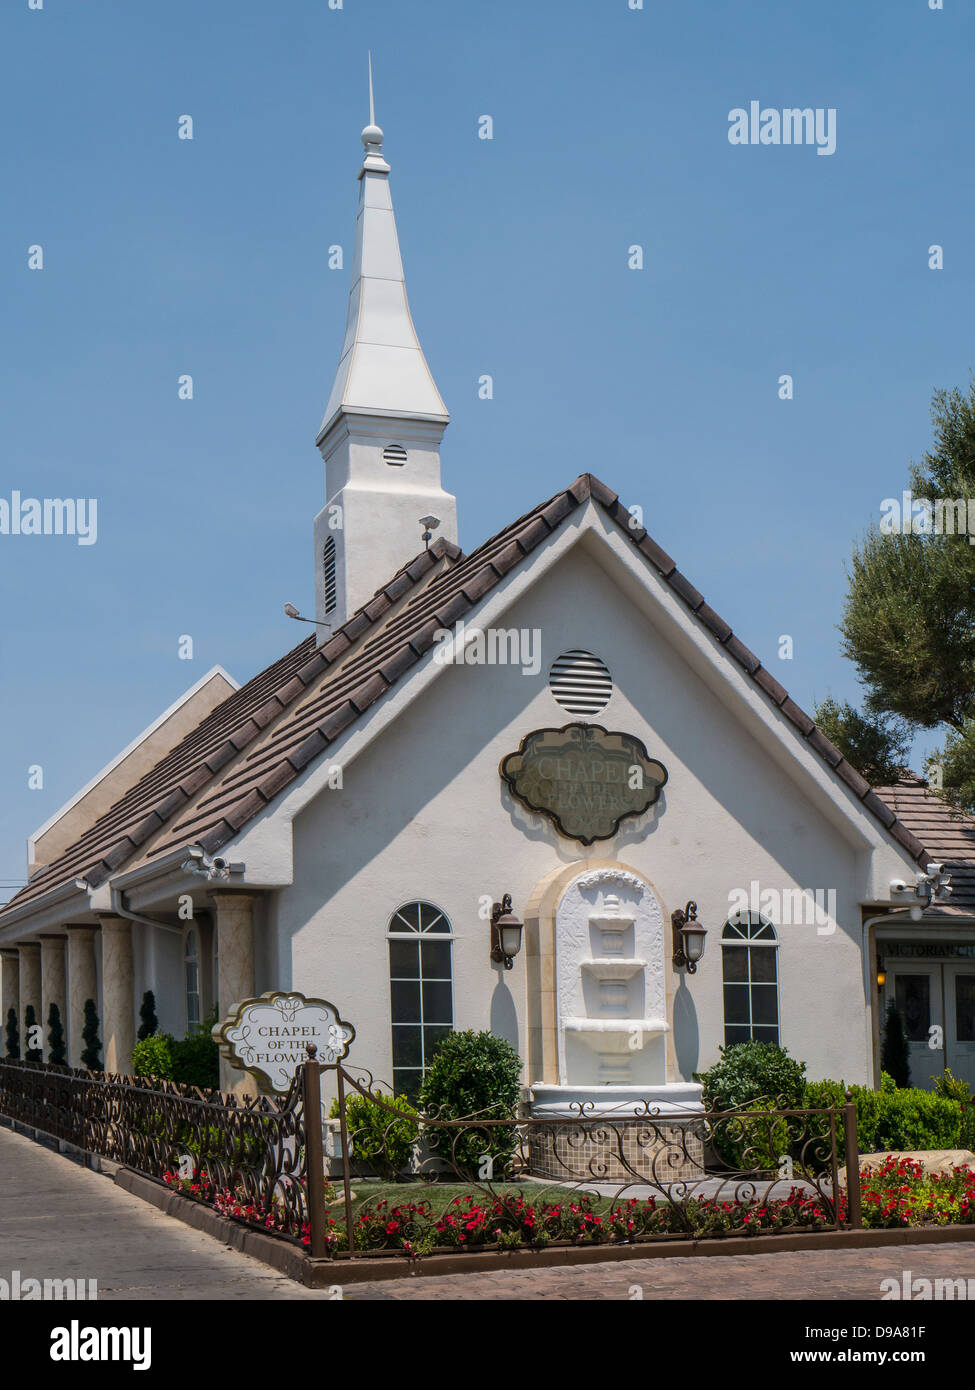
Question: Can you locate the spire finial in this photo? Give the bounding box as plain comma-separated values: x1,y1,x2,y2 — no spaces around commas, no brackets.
361,51,385,163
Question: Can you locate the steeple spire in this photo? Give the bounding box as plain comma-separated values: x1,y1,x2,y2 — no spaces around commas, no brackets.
316,58,448,443
312,64,457,637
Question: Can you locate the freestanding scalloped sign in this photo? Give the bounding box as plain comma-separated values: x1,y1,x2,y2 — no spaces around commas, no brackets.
212,991,355,1093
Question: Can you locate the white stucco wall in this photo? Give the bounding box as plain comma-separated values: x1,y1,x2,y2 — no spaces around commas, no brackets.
258,536,912,1093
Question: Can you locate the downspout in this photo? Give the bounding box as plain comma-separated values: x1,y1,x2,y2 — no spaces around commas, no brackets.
110,884,184,936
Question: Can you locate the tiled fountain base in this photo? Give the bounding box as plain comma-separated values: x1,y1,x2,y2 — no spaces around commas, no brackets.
529,1119,706,1184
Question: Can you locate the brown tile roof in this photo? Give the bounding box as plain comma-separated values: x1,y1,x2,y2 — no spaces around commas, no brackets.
0,538,461,919
0,473,930,924
874,776,975,914
129,474,931,871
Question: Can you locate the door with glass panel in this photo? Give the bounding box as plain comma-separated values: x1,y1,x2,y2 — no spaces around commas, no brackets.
887,967,942,1089
945,965,975,1090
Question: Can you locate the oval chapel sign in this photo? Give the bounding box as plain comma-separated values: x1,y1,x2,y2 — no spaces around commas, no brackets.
213,991,355,1093
499,723,668,845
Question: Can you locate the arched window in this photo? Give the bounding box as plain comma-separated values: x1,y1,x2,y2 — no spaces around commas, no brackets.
722,912,779,1046
388,902,453,1100
184,927,201,1033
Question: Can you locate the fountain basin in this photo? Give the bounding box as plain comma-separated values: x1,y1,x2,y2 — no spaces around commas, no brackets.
530,1081,704,1118
580,958,646,980
563,1016,668,1054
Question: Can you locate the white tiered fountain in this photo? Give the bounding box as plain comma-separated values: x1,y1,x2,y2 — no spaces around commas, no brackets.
531,868,703,1119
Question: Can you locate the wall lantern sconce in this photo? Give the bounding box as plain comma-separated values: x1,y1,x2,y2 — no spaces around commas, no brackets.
491,894,524,970
671,901,707,974
877,962,887,989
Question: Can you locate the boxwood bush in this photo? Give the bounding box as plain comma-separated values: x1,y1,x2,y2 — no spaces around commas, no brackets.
131,1013,218,1090
329,1089,419,1178
695,1043,807,1170
418,1029,522,1179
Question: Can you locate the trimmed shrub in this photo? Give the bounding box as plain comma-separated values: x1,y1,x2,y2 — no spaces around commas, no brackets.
881,1003,911,1088
80,999,102,1071
329,1089,420,1177
696,1042,807,1111
132,1034,175,1081
46,1003,66,1066
934,1069,975,1152
418,1029,522,1179
170,1019,219,1090
695,1043,809,1169
804,1077,963,1154
138,991,158,1042
5,1007,19,1060
132,1014,219,1089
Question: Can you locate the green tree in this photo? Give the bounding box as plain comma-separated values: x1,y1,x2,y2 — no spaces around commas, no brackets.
880,1003,911,1089
23,1004,42,1062
4,1007,19,1060
137,990,158,1042
47,1002,66,1066
812,696,911,785
81,998,102,1071
925,724,975,816
840,378,975,811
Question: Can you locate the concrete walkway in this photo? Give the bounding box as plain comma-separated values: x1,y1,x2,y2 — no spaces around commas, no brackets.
0,1126,330,1301
2,1125,974,1301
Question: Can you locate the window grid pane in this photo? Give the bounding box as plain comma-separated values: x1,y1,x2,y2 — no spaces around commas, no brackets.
389,902,453,1095
722,918,779,1045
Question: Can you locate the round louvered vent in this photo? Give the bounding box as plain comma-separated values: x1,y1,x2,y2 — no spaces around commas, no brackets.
383,444,408,466
548,649,613,716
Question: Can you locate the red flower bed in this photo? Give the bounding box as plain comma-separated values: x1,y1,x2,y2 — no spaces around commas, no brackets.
161,1159,975,1257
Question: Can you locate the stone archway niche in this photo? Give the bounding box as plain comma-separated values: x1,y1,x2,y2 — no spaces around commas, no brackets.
530,864,702,1118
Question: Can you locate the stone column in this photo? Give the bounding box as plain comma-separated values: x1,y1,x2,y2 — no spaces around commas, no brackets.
39,935,67,1063
210,892,257,1096
0,952,20,1055
98,915,134,1076
18,943,42,1056
66,928,98,1068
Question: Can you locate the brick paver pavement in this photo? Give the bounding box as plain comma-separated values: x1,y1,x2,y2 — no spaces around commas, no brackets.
342,1241,975,1299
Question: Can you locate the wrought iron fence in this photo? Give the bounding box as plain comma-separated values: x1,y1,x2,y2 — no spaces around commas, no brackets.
0,1053,863,1262
0,1059,313,1247
319,1060,862,1260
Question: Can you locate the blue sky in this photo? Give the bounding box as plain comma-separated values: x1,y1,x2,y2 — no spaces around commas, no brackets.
0,0,971,895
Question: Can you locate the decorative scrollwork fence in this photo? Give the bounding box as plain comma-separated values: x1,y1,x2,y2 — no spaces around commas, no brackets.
0,1059,314,1246
0,1053,863,1262
318,1058,863,1259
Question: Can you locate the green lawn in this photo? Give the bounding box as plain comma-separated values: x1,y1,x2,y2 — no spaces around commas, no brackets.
333,1177,625,1216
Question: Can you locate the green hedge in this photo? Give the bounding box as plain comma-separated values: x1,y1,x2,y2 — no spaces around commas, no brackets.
804,1078,965,1154
696,1045,973,1168
131,1013,219,1090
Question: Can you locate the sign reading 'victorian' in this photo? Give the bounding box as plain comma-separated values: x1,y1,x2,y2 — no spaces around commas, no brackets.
500,724,668,845
212,991,355,1094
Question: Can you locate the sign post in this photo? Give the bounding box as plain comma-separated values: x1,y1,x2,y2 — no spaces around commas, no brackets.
301,1045,328,1259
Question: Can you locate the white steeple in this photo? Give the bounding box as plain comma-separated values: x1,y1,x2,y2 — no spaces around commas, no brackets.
313,60,457,636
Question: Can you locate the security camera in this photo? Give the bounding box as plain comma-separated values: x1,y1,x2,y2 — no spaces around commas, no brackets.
925,863,945,877
211,857,227,871
889,879,907,893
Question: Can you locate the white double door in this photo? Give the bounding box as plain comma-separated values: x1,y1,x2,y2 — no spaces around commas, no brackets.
887,963,975,1090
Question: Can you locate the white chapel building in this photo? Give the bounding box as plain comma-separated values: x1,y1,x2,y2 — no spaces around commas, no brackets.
3,106,975,1108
